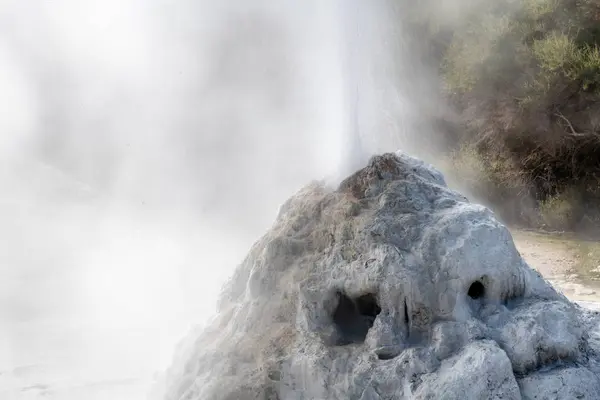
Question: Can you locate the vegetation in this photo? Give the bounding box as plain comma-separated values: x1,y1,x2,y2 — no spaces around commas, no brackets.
405,0,600,232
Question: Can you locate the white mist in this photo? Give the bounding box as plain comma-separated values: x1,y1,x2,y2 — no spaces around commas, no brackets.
0,0,435,398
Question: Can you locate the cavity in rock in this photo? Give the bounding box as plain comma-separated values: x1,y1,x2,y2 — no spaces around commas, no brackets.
468,281,485,300
333,291,381,345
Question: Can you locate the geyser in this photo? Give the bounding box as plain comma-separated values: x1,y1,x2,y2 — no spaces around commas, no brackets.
156,152,600,399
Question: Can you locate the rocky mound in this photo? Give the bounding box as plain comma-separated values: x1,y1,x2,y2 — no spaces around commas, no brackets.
158,152,600,400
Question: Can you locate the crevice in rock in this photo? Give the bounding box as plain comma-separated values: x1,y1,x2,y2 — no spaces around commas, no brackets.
332,291,381,345
376,348,400,360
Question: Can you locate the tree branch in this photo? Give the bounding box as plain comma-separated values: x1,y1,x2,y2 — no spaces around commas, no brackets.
554,111,582,136
553,111,600,142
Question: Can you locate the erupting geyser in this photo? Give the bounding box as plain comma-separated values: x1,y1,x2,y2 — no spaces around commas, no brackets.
156,152,600,399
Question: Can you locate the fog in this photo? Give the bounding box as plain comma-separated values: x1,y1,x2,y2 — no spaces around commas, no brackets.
0,0,441,398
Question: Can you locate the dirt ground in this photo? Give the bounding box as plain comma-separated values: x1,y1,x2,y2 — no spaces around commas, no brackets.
511,229,600,305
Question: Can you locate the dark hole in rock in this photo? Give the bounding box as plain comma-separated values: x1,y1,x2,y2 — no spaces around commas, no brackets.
376,347,401,360
356,293,381,317
332,291,381,345
377,352,396,360
468,281,485,299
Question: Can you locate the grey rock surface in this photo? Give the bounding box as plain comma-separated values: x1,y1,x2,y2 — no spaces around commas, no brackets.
157,152,600,400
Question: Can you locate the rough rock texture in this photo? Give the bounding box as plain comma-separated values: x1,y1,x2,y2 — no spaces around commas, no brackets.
158,152,600,400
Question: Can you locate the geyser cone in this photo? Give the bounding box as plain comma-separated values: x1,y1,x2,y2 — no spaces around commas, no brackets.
157,152,600,400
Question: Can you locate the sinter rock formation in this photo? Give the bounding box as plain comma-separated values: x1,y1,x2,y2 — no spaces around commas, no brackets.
159,152,600,400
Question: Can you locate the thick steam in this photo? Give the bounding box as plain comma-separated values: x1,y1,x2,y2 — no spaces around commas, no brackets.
0,0,448,398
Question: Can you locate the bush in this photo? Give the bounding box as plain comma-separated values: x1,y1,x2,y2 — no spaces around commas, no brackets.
447,145,540,225
522,0,560,17
448,145,525,196
429,0,600,232
532,32,575,73
442,12,512,94
571,43,600,90
538,189,582,230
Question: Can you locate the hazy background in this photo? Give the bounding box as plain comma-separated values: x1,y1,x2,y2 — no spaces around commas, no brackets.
0,0,440,398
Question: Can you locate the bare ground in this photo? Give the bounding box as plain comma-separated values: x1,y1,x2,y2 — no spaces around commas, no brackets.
511,229,600,304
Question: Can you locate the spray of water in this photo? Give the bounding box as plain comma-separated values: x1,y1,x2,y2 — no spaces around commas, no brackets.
0,0,446,398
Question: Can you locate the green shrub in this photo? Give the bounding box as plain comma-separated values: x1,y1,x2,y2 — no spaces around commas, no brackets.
442,13,511,93
570,44,600,90
448,145,528,200
408,0,600,232
522,0,560,19
532,32,576,73
447,145,489,188
538,189,582,230
531,32,600,91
